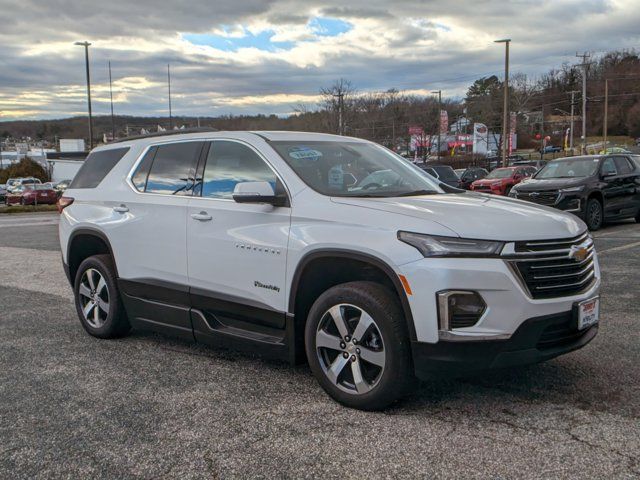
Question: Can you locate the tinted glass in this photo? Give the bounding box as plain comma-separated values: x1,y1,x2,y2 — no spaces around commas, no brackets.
131,146,157,191
486,168,514,179
536,157,600,178
432,166,458,181
70,147,130,189
271,141,442,197
601,158,617,176
613,157,633,175
145,142,203,195
200,141,277,199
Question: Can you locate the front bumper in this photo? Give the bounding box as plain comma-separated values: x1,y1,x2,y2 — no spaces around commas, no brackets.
412,309,598,379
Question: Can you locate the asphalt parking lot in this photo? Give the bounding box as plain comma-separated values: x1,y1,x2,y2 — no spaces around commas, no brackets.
1,212,639,479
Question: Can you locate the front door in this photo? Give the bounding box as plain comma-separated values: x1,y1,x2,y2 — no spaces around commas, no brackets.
187,140,291,340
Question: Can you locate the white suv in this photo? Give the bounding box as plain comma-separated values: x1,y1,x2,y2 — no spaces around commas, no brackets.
59,131,601,410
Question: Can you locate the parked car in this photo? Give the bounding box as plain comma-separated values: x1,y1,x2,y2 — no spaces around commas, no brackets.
540,146,562,154
59,131,600,410
420,164,461,188
5,184,58,205
54,179,73,194
599,147,631,154
453,168,466,178
511,159,548,170
458,167,488,190
510,155,640,230
6,177,42,193
470,166,535,195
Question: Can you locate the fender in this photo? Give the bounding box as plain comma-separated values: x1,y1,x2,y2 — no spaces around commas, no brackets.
66,227,119,282
288,248,417,341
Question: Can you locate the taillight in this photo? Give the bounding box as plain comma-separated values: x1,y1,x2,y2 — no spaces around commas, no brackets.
57,196,74,213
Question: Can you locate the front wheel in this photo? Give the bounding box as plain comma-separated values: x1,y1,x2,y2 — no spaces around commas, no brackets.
305,281,414,410
585,198,603,231
74,254,130,339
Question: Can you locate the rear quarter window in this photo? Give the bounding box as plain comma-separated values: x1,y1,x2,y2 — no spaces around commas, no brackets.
69,147,130,189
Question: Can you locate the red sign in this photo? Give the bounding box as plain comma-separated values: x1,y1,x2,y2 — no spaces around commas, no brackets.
408,126,424,135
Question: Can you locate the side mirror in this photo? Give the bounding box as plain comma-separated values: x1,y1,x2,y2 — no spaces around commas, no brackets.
232,181,288,207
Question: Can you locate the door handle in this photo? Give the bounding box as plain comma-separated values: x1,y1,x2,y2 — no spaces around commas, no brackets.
113,205,129,213
191,211,212,221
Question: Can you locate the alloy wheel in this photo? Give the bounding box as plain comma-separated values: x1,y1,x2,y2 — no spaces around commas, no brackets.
589,201,602,229
315,304,386,395
78,268,110,328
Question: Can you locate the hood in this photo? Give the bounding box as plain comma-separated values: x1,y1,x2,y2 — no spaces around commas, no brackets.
332,193,585,241
514,177,588,191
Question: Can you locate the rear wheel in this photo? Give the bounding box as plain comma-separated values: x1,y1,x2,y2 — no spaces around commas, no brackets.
585,198,603,231
74,254,130,339
305,281,414,410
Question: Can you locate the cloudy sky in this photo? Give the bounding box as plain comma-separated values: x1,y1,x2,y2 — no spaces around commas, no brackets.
0,0,638,121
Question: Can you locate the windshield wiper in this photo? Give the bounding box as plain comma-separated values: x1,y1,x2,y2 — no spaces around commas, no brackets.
393,189,439,197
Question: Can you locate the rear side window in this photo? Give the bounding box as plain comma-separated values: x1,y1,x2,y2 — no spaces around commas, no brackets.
613,157,633,175
144,142,203,195
131,147,157,191
70,147,130,189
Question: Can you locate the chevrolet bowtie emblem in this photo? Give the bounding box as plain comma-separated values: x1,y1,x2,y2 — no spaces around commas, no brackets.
569,245,588,262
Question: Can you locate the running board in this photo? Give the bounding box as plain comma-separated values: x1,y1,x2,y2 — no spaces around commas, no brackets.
190,309,296,363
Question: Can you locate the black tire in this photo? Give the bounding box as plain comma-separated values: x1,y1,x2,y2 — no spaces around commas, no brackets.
20,197,25,206
585,198,604,231
305,281,414,410
504,185,512,196
73,254,130,339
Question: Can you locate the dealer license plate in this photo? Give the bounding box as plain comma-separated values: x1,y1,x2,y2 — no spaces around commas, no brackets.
578,297,599,330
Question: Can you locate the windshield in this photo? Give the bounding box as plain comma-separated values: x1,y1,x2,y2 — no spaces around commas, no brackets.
535,157,599,179
485,168,514,179
271,141,443,197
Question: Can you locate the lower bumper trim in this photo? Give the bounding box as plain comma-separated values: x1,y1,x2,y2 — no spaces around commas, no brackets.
412,310,598,379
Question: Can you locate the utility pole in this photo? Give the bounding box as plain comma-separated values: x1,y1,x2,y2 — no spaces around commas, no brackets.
603,79,608,150
432,90,442,162
569,90,577,151
167,64,173,130
108,61,115,141
540,104,545,160
74,41,93,149
495,39,511,166
576,52,590,154
333,93,344,135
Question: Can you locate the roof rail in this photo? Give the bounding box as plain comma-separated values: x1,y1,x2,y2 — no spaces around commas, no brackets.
110,127,218,144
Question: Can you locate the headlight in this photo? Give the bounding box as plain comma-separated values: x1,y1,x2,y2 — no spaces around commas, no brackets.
559,185,584,193
508,189,518,198
398,231,504,257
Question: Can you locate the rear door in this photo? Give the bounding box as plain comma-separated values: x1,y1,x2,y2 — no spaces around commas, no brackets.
110,140,204,337
186,139,291,340
613,156,639,215
600,157,623,216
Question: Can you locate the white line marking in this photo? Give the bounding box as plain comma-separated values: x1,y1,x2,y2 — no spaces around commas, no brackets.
597,240,640,255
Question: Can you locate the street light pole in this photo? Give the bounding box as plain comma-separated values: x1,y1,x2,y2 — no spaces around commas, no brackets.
108,61,115,141
603,79,608,150
167,64,173,130
495,39,510,167
75,41,93,150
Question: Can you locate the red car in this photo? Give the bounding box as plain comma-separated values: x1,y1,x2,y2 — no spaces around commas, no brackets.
5,184,58,205
470,166,535,196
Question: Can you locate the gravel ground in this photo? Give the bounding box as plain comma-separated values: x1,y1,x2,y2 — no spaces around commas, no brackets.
0,213,639,479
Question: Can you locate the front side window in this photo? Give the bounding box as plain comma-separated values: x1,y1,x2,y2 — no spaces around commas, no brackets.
144,142,203,195
601,158,617,176
270,141,442,197
198,140,277,199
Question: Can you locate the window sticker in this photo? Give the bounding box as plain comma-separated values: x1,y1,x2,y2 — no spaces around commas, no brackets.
288,146,323,161
328,164,344,190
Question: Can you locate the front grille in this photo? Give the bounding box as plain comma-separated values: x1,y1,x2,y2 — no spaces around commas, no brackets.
474,185,492,192
537,317,591,349
518,191,558,206
508,232,597,299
